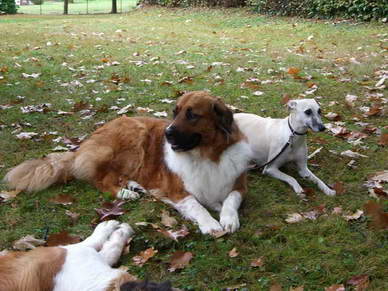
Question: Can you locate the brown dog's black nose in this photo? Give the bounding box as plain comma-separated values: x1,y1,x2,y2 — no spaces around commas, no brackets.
165,126,176,139
318,124,326,132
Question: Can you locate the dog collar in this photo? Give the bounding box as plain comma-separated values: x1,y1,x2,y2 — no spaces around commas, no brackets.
288,117,307,136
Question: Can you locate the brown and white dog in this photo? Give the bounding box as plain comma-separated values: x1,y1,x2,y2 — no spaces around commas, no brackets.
0,220,173,291
5,91,252,234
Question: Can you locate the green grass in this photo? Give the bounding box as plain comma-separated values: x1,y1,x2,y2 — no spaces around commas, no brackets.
18,0,136,14
0,8,387,290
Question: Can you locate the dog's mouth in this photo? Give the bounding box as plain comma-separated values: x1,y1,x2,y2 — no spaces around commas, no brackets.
169,135,201,152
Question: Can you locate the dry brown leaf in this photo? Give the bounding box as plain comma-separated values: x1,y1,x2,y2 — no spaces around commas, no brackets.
347,274,369,291
95,200,126,221
364,200,388,229
378,133,388,146
332,182,345,195
325,284,345,291
160,210,177,228
46,231,81,246
65,210,80,224
168,251,193,272
157,226,189,241
228,247,239,258
281,94,290,105
132,247,157,267
288,67,300,75
49,194,75,205
13,235,46,251
250,256,264,267
0,189,21,202
270,282,282,291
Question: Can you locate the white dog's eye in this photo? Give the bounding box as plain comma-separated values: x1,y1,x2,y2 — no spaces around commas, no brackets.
304,109,312,115
318,109,322,115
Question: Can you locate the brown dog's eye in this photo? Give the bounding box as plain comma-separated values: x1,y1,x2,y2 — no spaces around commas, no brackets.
304,109,312,116
173,107,179,118
186,108,199,121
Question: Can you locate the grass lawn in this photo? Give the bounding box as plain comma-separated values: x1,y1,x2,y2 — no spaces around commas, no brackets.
0,8,387,290
18,0,137,14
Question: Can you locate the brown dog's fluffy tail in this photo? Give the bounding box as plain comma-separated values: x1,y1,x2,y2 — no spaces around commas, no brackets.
4,152,75,192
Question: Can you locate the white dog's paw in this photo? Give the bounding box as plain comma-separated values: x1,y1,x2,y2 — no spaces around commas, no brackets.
117,223,134,239
324,188,336,196
117,188,140,200
93,220,121,238
198,219,224,235
127,180,147,195
220,211,240,233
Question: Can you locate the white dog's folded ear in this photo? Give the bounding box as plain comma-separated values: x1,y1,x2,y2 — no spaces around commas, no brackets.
287,100,297,111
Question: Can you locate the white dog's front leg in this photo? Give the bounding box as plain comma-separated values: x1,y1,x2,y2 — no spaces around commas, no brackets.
220,191,242,233
264,166,305,195
297,165,336,196
167,195,223,235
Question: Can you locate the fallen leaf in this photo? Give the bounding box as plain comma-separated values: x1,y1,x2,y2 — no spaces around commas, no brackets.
365,105,381,117
332,207,343,215
161,210,177,228
285,213,304,223
364,201,388,229
325,112,341,121
290,287,304,291
228,247,239,258
132,247,157,267
158,226,189,241
270,282,282,291
340,150,368,158
211,229,228,238
13,235,46,251
65,210,80,224
0,189,21,202
250,256,264,267
168,251,193,272
332,182,345,195
325,284,345,291
347,274,369,291
345,94,357,107
378,133,388,146
288,67,300,75
343,209,364,221
46,231,81,246
95,200,126,221
49,194,75,205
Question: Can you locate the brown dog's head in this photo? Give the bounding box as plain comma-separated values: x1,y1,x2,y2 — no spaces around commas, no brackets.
165,91,234,152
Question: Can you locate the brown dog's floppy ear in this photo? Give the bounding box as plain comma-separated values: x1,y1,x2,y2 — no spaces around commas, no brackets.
213,99,233,135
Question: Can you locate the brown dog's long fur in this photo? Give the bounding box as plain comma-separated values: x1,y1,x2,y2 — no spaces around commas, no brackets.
0,247,66,291
5,91,245,202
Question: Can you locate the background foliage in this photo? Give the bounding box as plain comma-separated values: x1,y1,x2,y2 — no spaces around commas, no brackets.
249,0,388,21
0,0,17,14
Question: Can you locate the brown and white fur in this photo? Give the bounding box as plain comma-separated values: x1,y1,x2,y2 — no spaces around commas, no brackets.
5,91,252,234
0,220,173,291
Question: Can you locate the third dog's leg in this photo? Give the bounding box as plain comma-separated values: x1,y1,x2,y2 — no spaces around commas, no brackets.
264,166,304,195
99,223,134,266
297,163,336,196
79,220,120,250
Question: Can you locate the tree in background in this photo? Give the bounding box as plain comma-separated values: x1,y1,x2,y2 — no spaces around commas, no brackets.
0,0,18,14
112,0,117,13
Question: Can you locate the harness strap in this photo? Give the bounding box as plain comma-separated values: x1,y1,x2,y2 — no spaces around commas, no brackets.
254,138,291,170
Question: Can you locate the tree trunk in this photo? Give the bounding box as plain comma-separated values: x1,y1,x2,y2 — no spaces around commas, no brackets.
64,0,68,14
111,0,117,13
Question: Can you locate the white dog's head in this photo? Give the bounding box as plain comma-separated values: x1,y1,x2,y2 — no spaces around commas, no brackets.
287,99,325,132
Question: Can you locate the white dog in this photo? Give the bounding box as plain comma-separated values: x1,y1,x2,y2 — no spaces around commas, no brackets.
234,99,336,197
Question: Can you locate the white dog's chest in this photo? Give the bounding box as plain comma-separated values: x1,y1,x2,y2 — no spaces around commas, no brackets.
164,141,251,210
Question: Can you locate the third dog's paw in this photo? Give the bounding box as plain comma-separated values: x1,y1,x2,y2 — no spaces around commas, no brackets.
117,223,135,239
94,220,120,235
117,188,140,200
220,211,240,233
198,219,223,235
127,181,147,195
